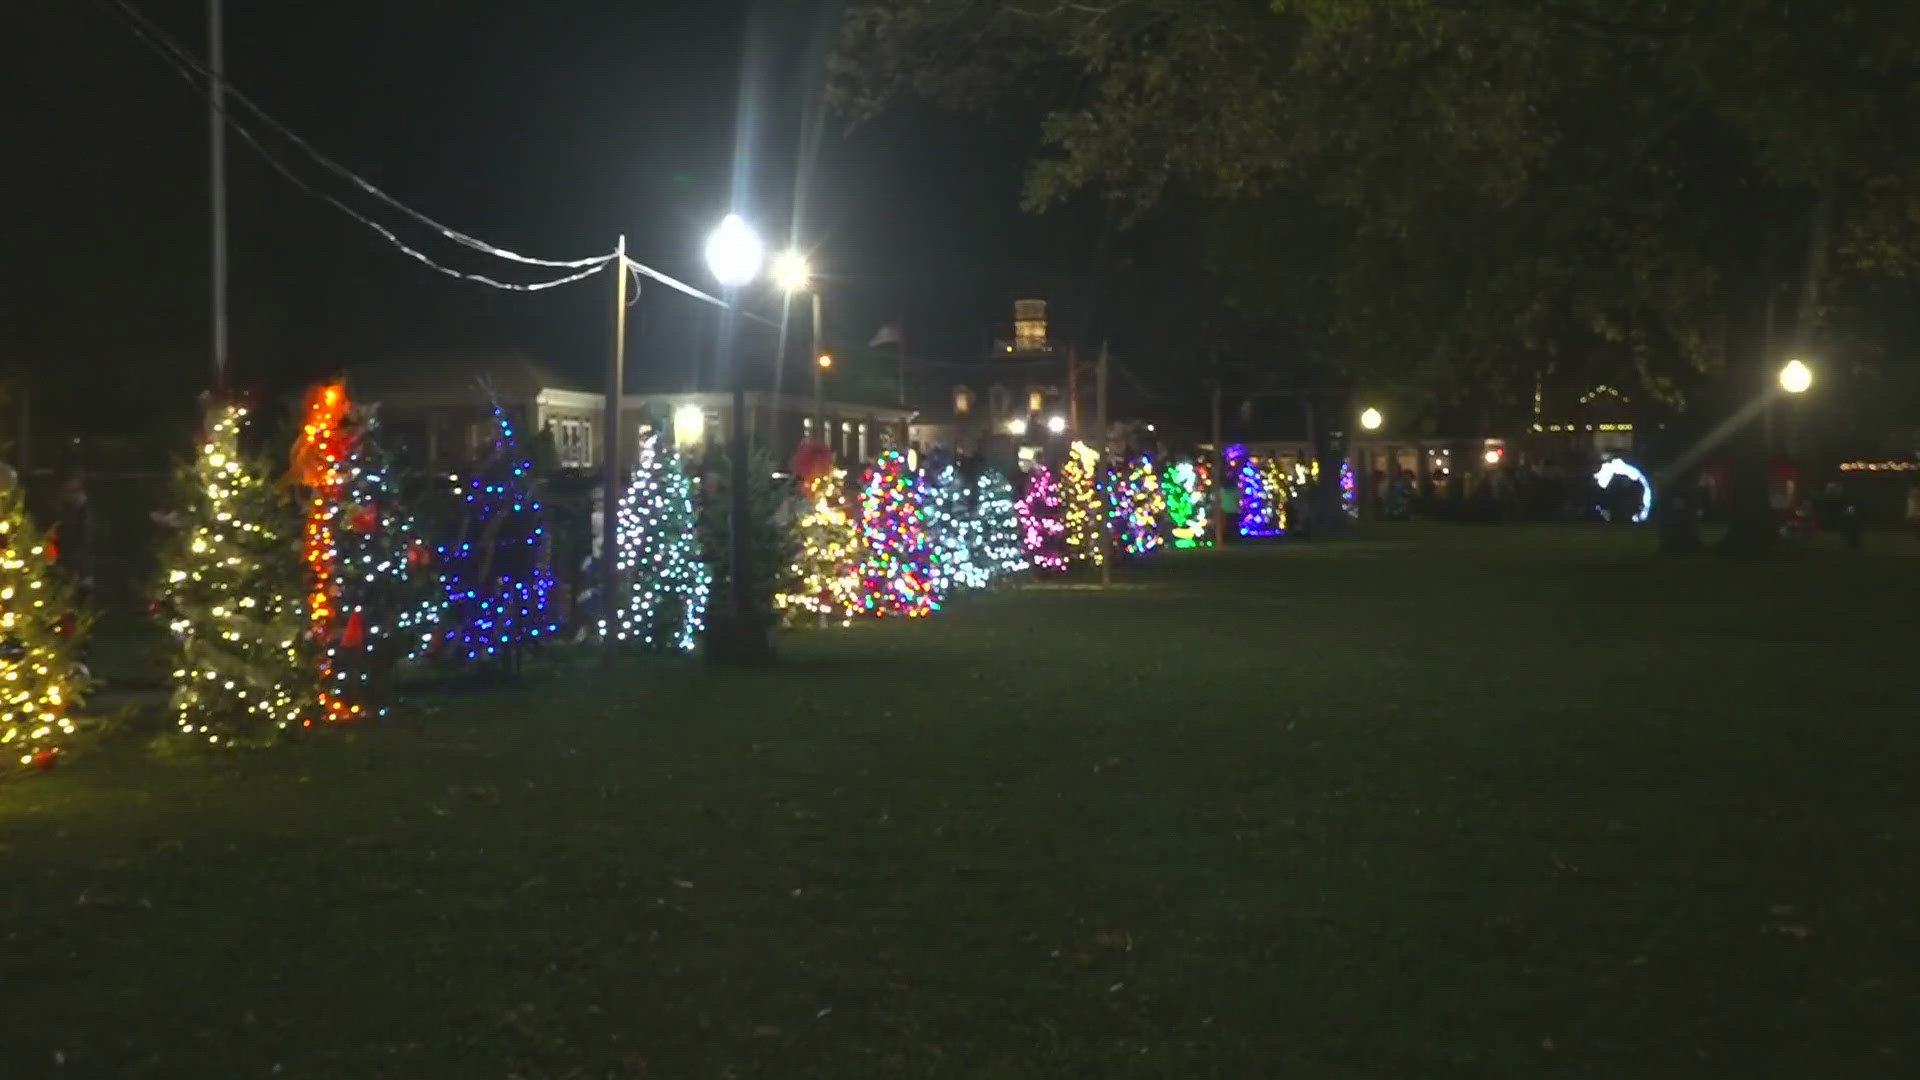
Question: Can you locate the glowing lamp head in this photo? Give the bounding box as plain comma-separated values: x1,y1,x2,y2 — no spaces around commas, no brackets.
817,353,832,370
1484,448,1503,466
1046,415,1067,435
672,403,706,444
704,214,764,288
1006,417,1028,437
1779,358,1812,394
1359,407,1384,431
772,250,812,294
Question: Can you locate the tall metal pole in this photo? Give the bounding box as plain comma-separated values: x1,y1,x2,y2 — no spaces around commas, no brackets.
725,291,761,660
1210,378,1225,548
811,290,825,438
1097,342,1112,588
208,0,228,390
602,237,627,657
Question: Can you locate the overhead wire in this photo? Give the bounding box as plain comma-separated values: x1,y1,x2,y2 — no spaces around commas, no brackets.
101,0,793,320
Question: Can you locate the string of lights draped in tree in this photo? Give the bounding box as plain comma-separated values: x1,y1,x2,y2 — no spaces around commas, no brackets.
1163,459,1212,549
0,484,88,770
1061,443,1106,567
857,450,939,617
1017,463,1068,573
611,431,710,651
1110,455,1168,558
437,405,557,667
974,469,1029,578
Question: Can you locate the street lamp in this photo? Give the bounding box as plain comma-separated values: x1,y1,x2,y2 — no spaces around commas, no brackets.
1046,414,1067,435
1359,406,1384,431
704,214,769,664
772,250,811,295
1778,358,1813,394
1006,417,1029,437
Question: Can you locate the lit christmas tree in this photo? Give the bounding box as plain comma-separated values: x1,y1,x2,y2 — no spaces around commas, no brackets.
1061,443,1106,567
1233,447,1284,538
1339,460,1359,519
924,462,989,592
857,449,939,616
1110,455,1167,558
293,381,442,722
974,469,1028,579
437,405,558,671
160,399,312,744
1163,459,1212,549
610,431,710,652
776,443,862,627
0,484,88,769
1016,463,1068,573
696,446,789,623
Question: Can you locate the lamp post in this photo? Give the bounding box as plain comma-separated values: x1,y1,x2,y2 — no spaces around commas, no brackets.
704,214,770,665
814,351,831,444
773,251,826,455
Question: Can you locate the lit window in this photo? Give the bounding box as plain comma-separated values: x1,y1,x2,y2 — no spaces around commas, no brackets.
953,386,974,416
1028,389,1045,413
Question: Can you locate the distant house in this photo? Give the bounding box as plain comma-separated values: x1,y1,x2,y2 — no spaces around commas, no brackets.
347,354,914,474
909,299,1082,461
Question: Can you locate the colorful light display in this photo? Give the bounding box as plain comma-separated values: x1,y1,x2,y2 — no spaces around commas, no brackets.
1163,459,1212,549
0,483,88,768
858,450,939,617
1231,445,1283,539
974,469,1029,577
437,406,559,665
162,400,312,743
1017,463,1068,572
776,465,863,627
610,432,710,651
1594,457,1654,523
925,464,990,592
1110,455,1167,557
294,382,441,722
1061,442,1107,567
1339,460,1358,519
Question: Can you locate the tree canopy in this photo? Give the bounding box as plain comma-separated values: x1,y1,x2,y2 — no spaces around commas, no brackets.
835,0,1920,415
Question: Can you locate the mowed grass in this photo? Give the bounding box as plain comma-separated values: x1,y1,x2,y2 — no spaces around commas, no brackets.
3,526,1917,1077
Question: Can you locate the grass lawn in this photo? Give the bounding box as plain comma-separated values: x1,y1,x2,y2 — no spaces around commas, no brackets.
3,525,1917,1077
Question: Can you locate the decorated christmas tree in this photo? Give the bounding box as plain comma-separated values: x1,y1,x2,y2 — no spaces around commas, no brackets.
611,431,710,652
924,462,988,592
1163,459,1213,548
436,405,558,671
696,445,790,625
776,441,863,626
293,381,442,721
160,399,312,744
1061,443,1107,567
857,449,938,617
1016,463,1068,573
1110,455,1168,558
1232,448,1284,538
974,469,1028,580
0,484,88,770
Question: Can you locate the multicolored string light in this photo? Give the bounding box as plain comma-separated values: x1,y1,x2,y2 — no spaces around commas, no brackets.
779,465,864,627
438,406,559,662
857,450,939,617
1339,460,1358,519
1230,444,1283,538
1110,455,1167,557
1163,459,1212,549
295,382,440,722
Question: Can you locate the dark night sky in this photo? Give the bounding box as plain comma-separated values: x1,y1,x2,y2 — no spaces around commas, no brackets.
5,0,1087,438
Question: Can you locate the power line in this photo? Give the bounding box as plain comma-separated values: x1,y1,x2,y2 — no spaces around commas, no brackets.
105,0,611,272
105,3,615,292
102,0,784,319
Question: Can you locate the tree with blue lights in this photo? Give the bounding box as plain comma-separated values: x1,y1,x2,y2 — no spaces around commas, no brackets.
924,462,986,593
436,405,558,674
